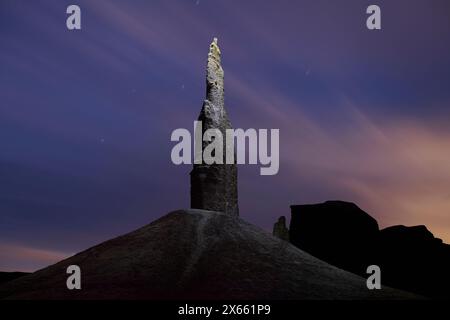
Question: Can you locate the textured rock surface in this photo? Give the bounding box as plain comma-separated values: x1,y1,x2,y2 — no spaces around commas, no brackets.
290,201,380,275
273,216,290,241
0,210,416,300
190,38,238,216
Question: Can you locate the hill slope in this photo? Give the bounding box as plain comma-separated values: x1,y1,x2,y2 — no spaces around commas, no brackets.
0,272,30,286
0,210,417,300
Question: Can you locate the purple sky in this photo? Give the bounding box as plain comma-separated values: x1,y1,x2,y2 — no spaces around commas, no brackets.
1,0,450,271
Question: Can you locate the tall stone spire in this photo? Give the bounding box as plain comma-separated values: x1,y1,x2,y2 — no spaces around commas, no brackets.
190,38,239,216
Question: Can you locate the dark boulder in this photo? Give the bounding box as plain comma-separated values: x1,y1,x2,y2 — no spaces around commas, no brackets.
289,201,450,299
290,201,379,275
378,225,450,298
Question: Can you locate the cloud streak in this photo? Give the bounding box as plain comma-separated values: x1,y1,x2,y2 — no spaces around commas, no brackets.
0,243,70,272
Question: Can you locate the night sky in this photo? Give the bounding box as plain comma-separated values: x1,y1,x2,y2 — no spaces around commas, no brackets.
1,0,450,272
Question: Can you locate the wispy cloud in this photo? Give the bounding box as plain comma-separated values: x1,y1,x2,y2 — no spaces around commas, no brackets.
0,243,70,272
226,71,450,242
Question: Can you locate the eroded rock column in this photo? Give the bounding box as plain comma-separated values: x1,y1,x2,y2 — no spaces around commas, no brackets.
190,38,239,216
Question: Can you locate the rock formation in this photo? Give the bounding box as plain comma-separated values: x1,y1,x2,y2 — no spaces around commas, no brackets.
0,210,417,300
190,38,238,216
289,200,450,299
290,201,379,275
377,225,450,299
273,216,289,241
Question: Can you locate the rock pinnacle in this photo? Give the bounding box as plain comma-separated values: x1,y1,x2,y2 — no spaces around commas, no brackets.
190,38,239,216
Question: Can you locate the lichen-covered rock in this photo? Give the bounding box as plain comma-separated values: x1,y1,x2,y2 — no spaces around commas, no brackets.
190,38,238,216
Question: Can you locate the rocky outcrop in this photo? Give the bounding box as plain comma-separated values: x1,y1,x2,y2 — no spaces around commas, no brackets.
377,225,450,298
290,201,379,275
273,216,289,241
190,38,238,216
289,201,450,299
0,210,416,300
